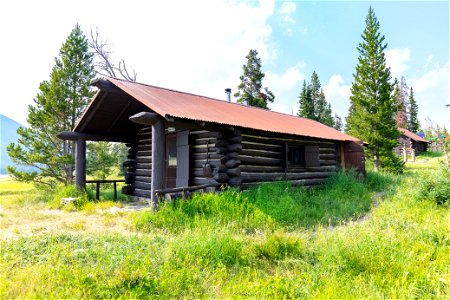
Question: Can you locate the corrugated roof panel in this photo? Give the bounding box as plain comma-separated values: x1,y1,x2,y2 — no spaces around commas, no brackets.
105,77,360,142
399,127,428,143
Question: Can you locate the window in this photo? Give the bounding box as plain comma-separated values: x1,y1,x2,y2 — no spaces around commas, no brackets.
287,145,305,167
286,144,320,168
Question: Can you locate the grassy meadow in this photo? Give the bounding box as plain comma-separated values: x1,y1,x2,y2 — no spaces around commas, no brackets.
1,154,449,298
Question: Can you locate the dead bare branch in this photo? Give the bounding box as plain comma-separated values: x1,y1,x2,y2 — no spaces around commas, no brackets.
88,27,136,81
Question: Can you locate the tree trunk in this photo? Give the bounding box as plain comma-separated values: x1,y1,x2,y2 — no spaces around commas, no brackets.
373,152,380,172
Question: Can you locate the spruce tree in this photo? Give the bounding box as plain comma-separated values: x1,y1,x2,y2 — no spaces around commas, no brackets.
334,114,343,131
407,87,420,132
316,89,335,126
7,25,95,187
346,7,401,172
298,72,334,126
298,80,314,118
394,76,408,128
234,49,274,109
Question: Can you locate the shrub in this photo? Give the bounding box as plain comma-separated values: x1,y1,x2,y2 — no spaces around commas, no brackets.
48,185,90,210
416,166,450,204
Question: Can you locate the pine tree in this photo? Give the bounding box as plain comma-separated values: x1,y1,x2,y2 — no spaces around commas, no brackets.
7,25,95,187
334,114,343,131
298,72,334,126
234,49,274,109
346,7,401,172
394,76,408,128
297,80,314,118
316,89,335,126
408,87,420,132
86,142,117,180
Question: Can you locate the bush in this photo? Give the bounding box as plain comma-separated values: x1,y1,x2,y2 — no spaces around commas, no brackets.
48,185,90,210
416,166,450,204
379,151,405,174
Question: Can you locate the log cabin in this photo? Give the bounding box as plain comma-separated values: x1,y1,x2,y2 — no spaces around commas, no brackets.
58,77,365,207
394,127,429,157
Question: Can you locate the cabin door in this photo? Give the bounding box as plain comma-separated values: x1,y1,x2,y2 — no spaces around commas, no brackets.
165,133,177,188
344,142,365,175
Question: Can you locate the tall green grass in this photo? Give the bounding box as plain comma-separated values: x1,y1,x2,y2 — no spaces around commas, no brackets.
132,171,375,233
2,168,449,298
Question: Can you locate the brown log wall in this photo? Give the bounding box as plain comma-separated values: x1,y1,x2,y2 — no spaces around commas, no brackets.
238,130,339,188
122,126,153,198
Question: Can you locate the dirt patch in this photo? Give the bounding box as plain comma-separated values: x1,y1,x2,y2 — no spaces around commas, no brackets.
0,202,149,240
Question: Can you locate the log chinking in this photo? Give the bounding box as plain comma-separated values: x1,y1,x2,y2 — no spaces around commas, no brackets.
238,130,339,188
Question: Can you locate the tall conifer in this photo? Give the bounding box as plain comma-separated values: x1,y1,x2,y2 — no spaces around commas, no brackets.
7,25,95,187
407,87,420,132
234,49,274,109
346,7,401,172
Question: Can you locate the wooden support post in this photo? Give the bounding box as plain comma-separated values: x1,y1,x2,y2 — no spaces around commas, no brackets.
75,139,86,189
411,149,415,162
340,143,345,170
114,182,117,199
151,118,164,209
403,145,408,162
96,182,100,200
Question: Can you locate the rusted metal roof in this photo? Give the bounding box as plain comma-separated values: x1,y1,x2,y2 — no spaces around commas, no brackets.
94,77,361,142
399,127,428,143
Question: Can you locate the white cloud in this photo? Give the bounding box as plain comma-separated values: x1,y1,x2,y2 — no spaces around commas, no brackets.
278,1,296,35
385,48,411,79
265,65,305,93
280,1,296,15
0,0,277,125
265,64,306,114
323,74,352,119
411,62,450,127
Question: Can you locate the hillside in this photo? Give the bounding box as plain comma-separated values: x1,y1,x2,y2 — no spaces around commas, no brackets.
0,114,33,174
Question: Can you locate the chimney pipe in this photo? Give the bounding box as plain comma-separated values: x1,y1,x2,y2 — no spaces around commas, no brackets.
225,88,231,102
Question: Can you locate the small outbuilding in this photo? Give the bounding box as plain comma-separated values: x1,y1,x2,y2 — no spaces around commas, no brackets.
395,127,429,158
59,78,365,206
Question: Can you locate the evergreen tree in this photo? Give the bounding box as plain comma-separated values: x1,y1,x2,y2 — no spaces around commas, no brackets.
7,25,95,187
316,89,335,126
234,49,274,109
334,114,343,131
297,80,314,118
298,71,334,126
346,7,401,172
394,76,408,128
407,87,420,132
86,142,117,180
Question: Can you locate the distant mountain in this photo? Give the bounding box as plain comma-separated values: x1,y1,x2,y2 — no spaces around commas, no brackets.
0,114,35,175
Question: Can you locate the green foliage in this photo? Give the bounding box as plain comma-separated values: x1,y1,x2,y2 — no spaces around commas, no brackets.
86,142,117,180
7,25,95,188
333,114,343,131
346,7,401,172
132,172,374,233
298,71,335,127
234,49,274,108
379,150,405,174
407,87,420,132
416,166,450,204
48,185,90,210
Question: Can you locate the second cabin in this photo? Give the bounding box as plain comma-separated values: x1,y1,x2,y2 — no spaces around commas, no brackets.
59,78,365,207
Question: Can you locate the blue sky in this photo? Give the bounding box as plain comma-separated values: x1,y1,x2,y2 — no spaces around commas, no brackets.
0,0,448,129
